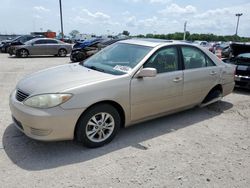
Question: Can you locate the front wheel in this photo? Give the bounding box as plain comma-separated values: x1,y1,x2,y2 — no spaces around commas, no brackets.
75,104,121,148
17,49,29,58
58,48,67,57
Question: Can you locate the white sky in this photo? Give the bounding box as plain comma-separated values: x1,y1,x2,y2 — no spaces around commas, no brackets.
0,0,249,37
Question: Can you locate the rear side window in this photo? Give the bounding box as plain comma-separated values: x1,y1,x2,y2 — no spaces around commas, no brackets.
144,47,179,74
45,40,58,44
34,40,45,44
181,46,215,69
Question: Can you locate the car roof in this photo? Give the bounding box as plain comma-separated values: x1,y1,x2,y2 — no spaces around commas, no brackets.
28,38,58,42
118,38,188,47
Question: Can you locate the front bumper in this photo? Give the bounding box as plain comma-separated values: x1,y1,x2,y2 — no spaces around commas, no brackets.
9,91,84,141
235,75,250,89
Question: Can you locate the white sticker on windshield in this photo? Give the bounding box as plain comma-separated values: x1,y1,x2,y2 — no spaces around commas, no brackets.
113,65,132,73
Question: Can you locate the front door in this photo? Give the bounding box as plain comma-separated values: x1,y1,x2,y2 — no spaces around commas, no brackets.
130,46,184,122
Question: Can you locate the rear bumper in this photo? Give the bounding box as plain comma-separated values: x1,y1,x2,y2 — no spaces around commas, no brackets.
235,75,250,89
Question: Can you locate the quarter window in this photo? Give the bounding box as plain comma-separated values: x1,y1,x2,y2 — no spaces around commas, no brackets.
181,46,215,69
144,47,179,73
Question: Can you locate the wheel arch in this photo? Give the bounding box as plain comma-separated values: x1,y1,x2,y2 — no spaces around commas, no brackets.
202,84,223,104
17,48,29,55
58,48,67,53
74,100,126,139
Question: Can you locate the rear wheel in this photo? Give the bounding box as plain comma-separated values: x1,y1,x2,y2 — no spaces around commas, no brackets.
17,49,29,58
58,48,67,57
75,104,120,148
202,89,222,104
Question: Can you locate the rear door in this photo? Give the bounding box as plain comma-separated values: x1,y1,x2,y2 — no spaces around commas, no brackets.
130,46,184,122
180,45,220,106
44,39,59,55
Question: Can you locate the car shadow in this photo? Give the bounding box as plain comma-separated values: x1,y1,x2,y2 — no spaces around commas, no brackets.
233,87,250,95
8,55,69,59
3,101,233,171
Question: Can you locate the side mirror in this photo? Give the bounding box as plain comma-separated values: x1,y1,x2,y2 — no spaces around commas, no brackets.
135,68,157,78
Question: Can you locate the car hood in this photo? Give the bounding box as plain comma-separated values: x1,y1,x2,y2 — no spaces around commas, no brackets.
231,43,250,57
17,64,116,95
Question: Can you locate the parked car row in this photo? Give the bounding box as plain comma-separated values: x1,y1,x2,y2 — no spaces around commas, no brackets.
1,34,248,92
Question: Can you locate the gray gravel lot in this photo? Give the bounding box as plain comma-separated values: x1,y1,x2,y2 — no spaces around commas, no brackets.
0,53,249,188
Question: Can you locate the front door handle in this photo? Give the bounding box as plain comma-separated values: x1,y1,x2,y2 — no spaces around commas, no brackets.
210,71,217,75
173,77,183,82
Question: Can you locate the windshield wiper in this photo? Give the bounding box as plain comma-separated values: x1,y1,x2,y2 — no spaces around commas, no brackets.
84,65,105,73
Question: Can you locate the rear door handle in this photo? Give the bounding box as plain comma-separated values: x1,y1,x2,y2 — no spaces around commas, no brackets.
210,71,217,75
173,77,183,82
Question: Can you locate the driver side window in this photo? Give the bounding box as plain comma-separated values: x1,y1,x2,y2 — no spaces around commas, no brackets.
144,47,179,74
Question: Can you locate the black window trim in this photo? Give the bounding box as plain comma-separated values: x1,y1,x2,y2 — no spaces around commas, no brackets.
177,44,216,70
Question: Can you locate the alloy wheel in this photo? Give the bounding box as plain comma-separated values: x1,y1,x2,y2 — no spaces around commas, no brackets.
85,112,115,143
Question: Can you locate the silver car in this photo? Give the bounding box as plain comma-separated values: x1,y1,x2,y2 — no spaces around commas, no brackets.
9,39,235,147
11,38,72,57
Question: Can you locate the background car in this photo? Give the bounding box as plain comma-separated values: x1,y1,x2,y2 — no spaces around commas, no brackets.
11,38,72,57
73,38,104,49
223,42,250,89
9,39,235,148
2,35,43,53
70,38,126,62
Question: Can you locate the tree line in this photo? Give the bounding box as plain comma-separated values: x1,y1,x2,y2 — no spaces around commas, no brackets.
135,32,250,42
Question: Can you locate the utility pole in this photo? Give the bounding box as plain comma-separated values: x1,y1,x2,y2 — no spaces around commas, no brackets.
235,13,243,36
59,0,64,40
183,21,187,41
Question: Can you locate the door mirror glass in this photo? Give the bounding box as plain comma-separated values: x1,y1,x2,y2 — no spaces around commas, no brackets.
135,68,157,78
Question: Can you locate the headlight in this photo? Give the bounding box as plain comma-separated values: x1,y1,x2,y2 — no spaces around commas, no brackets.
23,93,72,108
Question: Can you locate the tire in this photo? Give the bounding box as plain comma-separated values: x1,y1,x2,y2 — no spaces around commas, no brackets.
75,51,87,62
75,104,121,148
203,89,222,104
58,48,67,57
70,51,87,62
17,49,29,58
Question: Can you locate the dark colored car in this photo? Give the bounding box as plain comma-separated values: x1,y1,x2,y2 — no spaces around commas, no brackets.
70,38,125,62
73,38,104,49
3,35,43,54
223,43,250,89
0,39,12,52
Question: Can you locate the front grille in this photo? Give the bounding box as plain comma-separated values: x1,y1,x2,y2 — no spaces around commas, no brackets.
16,89,30,102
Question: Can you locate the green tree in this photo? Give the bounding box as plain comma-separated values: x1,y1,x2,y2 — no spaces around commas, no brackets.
122,30,130,36
69,30,80,38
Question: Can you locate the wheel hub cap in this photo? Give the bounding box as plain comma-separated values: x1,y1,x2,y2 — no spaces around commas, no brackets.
85,112,115,143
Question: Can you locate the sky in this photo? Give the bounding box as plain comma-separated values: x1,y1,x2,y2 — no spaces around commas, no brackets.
0,0,250,37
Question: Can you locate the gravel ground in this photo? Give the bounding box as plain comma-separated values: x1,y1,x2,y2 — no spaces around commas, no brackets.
0,53,249,188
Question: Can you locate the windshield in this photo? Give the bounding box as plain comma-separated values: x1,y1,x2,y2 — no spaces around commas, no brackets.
24,39,34,45
12,36,21,42
83,43,152,75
